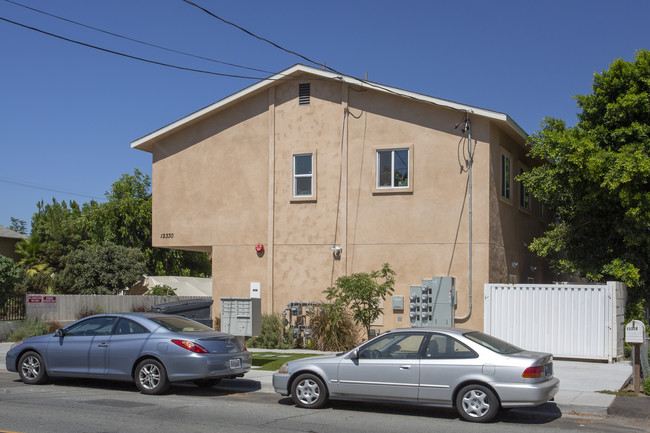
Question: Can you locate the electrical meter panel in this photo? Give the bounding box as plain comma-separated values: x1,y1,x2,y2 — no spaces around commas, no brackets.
409,277,456,327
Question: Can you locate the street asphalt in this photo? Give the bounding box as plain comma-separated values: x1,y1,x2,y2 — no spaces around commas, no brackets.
1,342,647,419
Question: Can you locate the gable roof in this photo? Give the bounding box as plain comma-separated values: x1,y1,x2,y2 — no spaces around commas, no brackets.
0,225,26,240
131,64,527,153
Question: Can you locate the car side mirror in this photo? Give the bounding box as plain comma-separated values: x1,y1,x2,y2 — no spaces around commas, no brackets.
55,329,66,337
350,348,359,359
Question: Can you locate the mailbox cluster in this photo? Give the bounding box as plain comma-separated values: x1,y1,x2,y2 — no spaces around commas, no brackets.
409,277,456,327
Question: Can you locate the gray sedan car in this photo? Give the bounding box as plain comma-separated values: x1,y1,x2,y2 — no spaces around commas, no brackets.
6,313,251,394
273,328,559,422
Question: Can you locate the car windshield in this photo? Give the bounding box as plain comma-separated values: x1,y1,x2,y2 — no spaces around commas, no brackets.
463,331,523,354
149,316,213,332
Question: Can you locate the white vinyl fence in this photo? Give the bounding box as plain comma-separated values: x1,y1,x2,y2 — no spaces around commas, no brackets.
484,282,626,362
25,294,211,324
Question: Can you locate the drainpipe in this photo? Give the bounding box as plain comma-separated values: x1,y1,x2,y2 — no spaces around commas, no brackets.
455,112,472,322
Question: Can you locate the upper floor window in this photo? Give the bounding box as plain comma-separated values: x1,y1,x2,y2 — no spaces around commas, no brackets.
519,167,530,210
501,153,511,200
377,148,409,188
293,153,314,197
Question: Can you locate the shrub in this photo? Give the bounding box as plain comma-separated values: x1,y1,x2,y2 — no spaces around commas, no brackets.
246,314,293,349
7,318,50,341
75,305,105,319
643,377,650,397
147,284,177,296
309,306,360,352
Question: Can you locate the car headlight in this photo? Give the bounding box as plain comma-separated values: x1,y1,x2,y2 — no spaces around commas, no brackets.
278,362,289,374
10,341,23,350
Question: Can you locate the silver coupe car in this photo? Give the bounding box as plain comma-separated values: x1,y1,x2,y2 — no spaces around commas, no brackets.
273,328,559,422
6,313,251,394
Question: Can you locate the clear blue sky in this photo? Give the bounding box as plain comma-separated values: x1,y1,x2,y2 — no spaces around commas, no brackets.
1,0,648,231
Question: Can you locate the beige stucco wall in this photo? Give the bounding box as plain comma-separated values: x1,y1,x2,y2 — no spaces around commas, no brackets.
147,74,542,333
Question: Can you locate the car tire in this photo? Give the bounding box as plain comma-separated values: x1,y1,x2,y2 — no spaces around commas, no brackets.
456,384,499,423
194,378,222,388
291,373,328,409
135,359,169,395
18,351,48,385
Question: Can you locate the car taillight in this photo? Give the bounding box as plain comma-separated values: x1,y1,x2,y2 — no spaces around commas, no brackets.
171,339,209,353
522,366,544,378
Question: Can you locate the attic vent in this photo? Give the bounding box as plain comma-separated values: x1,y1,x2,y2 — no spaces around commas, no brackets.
299,83,310,105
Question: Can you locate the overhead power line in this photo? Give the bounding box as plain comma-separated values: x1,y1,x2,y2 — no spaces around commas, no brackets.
179,1,468,112
3,0,278,75
0,176,104,200
0,16,268,79
182,0,328,71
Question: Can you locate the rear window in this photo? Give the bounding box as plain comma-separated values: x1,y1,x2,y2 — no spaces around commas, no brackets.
149,316,213,332
463,331,523,354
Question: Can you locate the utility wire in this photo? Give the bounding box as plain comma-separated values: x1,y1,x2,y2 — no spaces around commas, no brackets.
181,0,469,113
3,0,278,75
0,16,269,79
182,0,327,71
0,176,104,200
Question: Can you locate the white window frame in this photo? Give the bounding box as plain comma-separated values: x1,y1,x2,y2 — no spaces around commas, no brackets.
373,144,414,194
292,152,316,201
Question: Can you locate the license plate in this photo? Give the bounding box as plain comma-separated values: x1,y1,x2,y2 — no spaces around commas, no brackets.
230,358,242,369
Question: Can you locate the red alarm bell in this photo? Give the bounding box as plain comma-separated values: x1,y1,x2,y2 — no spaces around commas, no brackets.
255,243,264,253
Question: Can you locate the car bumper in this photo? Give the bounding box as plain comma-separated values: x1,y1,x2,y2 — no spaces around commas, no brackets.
272,372,291,396
5,349,18,373
165,351,252,382
494,377,560,408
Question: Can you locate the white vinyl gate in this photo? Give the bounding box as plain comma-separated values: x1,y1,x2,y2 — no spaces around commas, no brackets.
484,282,626,362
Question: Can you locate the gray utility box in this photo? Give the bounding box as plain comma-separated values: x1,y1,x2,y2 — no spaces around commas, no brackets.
220,297,262,337
409,277,456,327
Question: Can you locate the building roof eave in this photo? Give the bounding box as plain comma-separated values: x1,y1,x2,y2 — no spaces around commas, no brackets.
131,64,527,153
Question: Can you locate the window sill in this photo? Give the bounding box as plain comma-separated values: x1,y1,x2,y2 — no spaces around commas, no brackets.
290,196,317,203
372,186,413,195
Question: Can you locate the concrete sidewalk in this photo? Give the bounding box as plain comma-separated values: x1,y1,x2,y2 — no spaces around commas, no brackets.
0,342,633,416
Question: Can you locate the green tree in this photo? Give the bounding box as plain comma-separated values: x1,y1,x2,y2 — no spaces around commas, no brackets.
9,217,27,235
0,255,21,300
14,234,46,274
147,284,177,296
55,242,146,295
520,49,650,303
30,199,89,271
324,263,396,340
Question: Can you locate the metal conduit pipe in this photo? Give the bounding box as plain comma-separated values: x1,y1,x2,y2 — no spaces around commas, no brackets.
455,112,472,321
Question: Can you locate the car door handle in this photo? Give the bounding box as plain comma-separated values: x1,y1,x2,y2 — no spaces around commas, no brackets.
98,343,108,348
400,365,411,370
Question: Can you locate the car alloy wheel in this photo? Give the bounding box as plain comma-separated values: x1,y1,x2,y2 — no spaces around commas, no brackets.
292,373,328,409
18,351,48,385
135,359,169,395
456,384,499,422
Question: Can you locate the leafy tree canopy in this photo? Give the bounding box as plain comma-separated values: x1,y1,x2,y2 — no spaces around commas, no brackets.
0,255,22,301
520,49,650,301
9,217,27,235
324,263,395,340
55,242,146,295
7,169,211,297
